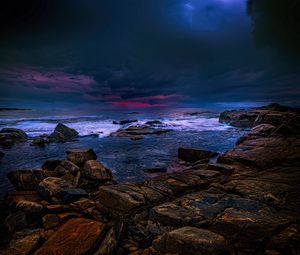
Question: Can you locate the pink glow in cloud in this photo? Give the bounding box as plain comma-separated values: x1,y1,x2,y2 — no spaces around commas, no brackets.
111,100,176,108
0,66,96,93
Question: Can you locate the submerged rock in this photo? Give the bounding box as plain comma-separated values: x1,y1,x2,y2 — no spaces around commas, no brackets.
178,147,218,163
49,123,78,142
41,160,62,171
66,148,97,166
145,120,162,125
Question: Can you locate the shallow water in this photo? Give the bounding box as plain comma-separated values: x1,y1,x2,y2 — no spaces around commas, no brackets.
0,108,246,197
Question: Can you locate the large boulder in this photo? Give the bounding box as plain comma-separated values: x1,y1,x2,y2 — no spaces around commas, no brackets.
49,123,78,142
34,218,105,255
41,160,62,171
83,160,112,182
0,128,28,147
8,170,59,191
178,147,218,163
152,227,228,255
38,177,73,200
66,148,97,166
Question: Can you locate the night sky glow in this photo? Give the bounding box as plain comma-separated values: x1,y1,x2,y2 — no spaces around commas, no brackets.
0,0,299,108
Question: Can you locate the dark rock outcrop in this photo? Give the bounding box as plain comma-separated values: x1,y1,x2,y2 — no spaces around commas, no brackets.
113,119,138,125
83,160,112,182
66,148,97,166
178,147,218,163
111,125,171,140
0,128,28,147
49,123,78,142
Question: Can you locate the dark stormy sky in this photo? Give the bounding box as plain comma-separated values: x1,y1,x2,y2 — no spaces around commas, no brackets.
0,0,299,108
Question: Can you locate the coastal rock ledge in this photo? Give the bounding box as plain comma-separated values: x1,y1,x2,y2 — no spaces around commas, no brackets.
0,104,299,255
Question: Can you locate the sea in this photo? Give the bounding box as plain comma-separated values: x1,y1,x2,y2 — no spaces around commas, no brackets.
0,107,248,197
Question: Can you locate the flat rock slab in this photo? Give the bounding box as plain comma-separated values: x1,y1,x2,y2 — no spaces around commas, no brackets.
153,226,228,255
34,218,105,255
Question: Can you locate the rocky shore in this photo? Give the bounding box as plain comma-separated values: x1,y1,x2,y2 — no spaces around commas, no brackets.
0,104,299,255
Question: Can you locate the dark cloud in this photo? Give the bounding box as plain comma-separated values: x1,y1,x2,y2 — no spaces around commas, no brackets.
0,0,299,108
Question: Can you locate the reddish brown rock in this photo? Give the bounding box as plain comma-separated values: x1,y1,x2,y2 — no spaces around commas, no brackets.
66,148,97,166
83,160,112,182
34,218,105,255
152,227,228,255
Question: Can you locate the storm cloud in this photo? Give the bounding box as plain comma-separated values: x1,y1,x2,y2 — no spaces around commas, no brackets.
0,0,299,108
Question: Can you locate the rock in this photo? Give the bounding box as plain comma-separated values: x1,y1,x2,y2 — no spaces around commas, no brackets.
111,125,171,139
206,163,234,175
219,103,300,128
0,229,42,255
15,200,44,213
5,211,27,233
178,147,218,163
0,128,27,139
130,135,143,141
49,123,78,142
38,177,73,200
267,224,300,254
113,119,138,125
8,170,59,191
54,160,80,175
219,109,259,127
83,160,112,182
145,120,162,125
0,128,28,147
30,137,48,146
144,165,167,173
59,188,88,204
42,214,60,230
152,227,228,255
34,218,105,255
66,148,97,165
41,160,62,171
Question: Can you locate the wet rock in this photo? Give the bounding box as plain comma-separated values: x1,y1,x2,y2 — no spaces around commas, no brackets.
49,123,78,142
1,229,43,255
0,128,28,147
152,227,228,255
83,160,113,182
5,211,27,233
145,120,162,125
131,135,143,141
94,221,125,255
206,163,234,175
42,214,60,230
41,160,62,171
30,137,48,146
8,170,59,191
111,125,171,139
113,119,138,125
267,224,300,254
66,148,97,166
38,177,74,200
34,218,105,255
54,160,80,175
219,109,259,127
144,166,167,173
178,147,218,163
59,188,88,204
15,200,44,213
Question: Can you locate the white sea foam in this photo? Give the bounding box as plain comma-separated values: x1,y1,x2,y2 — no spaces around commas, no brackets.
0,113,231,138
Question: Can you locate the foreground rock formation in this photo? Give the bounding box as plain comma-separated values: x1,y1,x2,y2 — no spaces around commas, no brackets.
0,104,299,255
